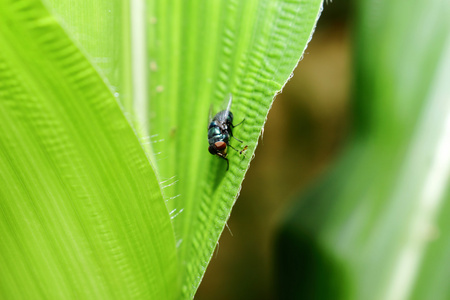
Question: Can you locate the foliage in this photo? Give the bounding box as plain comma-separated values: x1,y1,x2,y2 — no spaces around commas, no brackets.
0,0,323,298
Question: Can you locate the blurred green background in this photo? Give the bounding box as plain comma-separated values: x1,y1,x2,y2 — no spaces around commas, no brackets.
196,1,353,299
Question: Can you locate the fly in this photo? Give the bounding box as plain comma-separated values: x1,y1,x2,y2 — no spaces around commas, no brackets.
208,94,246,170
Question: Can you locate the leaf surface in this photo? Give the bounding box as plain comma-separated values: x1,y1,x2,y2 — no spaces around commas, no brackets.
0,0,178,298
32,0,324,297
145,0,323,296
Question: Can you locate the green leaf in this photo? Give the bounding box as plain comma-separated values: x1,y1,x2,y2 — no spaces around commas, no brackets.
275,0,450,299
144,0,323,296
1,0,324,298
51,0,324,297
410,187,450,300
0,0,178,299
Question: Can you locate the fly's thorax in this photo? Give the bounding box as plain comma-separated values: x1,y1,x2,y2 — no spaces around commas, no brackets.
208,126,221,138
208,120,230,145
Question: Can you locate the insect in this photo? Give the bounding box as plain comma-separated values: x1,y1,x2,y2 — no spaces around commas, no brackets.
208,94,246,170
239,145,248,155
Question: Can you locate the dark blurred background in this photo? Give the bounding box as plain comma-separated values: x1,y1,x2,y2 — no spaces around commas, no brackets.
196,1,353,299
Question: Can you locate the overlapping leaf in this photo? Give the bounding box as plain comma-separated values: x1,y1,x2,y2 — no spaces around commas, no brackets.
0,0,177,298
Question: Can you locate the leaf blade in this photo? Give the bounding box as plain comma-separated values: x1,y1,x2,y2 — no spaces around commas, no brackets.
146,0,323,296
0,0,178,298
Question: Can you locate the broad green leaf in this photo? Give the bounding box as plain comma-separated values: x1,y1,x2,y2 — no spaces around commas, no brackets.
44,0,134,118
34,0,323,297
0,0,178,299
145,0,323,296
276,0,450,299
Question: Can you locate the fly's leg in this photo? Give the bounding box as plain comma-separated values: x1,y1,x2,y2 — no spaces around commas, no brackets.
217,152,229,171
228,144,240,153
231,118,245,128
227,123,244,143
231,135,243,143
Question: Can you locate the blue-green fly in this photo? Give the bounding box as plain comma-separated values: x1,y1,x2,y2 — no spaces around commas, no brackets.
208,94,245,170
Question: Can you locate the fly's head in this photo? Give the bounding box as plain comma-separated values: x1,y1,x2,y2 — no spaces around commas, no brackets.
208,141,228,157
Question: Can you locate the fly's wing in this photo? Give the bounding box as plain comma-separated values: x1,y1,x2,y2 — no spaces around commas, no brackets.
224,93,232,118
208,103,213,128
215,93,232,123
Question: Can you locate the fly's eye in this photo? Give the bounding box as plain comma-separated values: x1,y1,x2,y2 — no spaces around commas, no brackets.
227,112,234,123
214,141,227,151
208,145,217,155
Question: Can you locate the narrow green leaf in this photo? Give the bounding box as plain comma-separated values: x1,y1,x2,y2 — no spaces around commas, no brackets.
0,0,178,299
146,0,323,296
